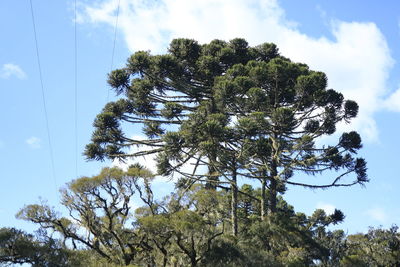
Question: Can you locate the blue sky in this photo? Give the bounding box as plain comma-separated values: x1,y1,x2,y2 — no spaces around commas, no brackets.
1,0,400,234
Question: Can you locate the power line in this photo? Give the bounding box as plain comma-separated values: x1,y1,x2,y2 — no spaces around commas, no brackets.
29,0,57,192
74,0,78,178
107,0,122,102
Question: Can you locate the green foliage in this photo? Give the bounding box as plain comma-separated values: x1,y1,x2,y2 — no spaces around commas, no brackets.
7,170,400,267
0,227,90,266
341,226,400,266
84,38,367,229
16,166,158,266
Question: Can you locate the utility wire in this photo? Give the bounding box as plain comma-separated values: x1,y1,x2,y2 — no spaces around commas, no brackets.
74,0,78,178
107,0,121,102
29,0,57,192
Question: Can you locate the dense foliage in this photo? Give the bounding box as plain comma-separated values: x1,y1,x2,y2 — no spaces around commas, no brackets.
85,38,367,236
2,167,398,266
2,39,393,267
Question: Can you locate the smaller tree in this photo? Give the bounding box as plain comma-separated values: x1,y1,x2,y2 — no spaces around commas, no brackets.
0,227,98,266
0,227,66,266
16,168,228,267
137,184,226,267
17,166,156,266
342,226,400,266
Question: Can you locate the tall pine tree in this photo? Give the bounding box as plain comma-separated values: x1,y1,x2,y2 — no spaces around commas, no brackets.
85,38,367,235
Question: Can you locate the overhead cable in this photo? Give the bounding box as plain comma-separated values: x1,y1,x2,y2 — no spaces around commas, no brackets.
107,0,122,102
74,0,78,178
29,0,58,192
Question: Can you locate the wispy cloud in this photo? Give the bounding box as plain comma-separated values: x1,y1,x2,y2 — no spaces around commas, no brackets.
26,136,41,149
1,63,27,80
80,0,394,142
316,202,336,215
366,207,387,223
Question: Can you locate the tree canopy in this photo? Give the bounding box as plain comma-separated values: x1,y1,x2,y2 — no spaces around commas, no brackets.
85,38,367,234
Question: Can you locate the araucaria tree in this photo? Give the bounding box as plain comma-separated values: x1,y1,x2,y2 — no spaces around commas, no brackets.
85,38,368,235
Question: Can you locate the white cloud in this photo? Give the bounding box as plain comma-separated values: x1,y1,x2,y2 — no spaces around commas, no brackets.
26,136,41,149
366,207,387,223
384,87,400,112
1,63,27,79
80,0,395,142
316,202,336,215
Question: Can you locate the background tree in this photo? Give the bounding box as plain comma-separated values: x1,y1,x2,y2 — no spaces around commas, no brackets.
11,166,397,267
0,227,105,267
15,168,227,267
0,227,70,266
341,226,400,266
136,184,226,266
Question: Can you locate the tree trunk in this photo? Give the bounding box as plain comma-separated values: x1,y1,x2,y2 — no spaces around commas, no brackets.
161,248,168,267
261,177,267,220
205,98,219,190
268,178,277,214
268,156,278,214
231,168,238,236
206,153,218,189
190,257,197,267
